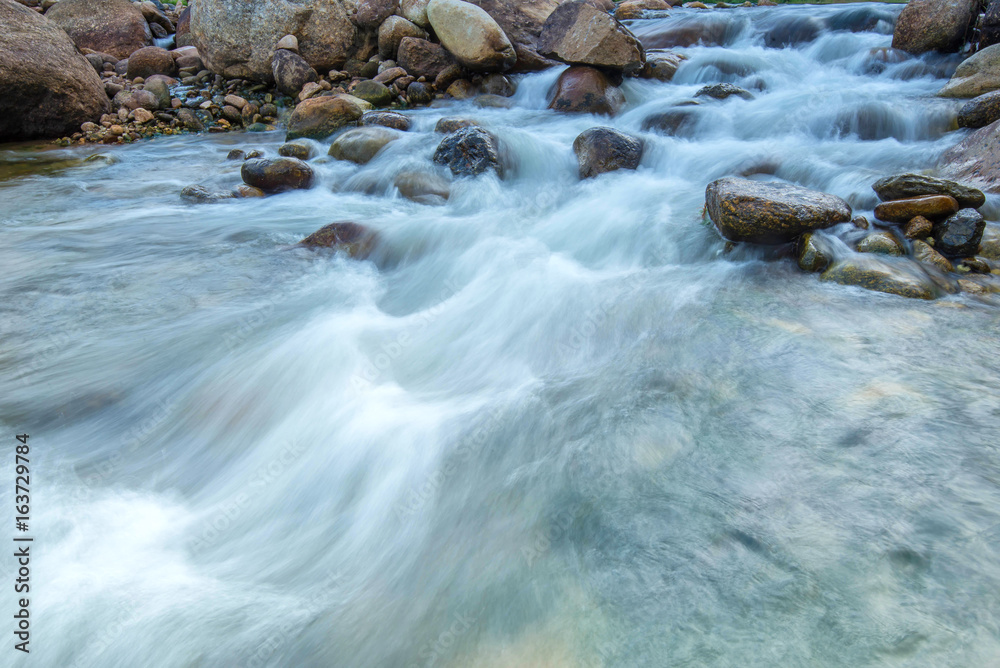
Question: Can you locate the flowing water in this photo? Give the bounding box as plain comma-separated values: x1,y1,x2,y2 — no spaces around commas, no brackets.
2,3,1000,667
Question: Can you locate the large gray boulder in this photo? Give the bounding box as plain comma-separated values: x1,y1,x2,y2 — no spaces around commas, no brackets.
0,0,111,141
46,0,151,60
426,0,516,71
706,177,853,244
938,44,1000,98
939,118,1000,192
190,0,367,81
891,0,976,55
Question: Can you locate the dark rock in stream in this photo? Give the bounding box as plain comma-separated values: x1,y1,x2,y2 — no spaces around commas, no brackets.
433,126,505,177
573,127,644,179
241,157,315,192
300,222,378,259
872,173,985,209
933,208,986,257
820,256,937,300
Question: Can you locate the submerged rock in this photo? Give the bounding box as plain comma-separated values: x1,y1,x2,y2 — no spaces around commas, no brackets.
705,177,852,244
548,66,625,115
872,173,985,208
300,222,378,258
797,232,835,273
694,83,753,101
912,239,954,272
874,195,960,223
820,257,937,300
433,126,505,177
892,0,977,55
278,142,315,160
638,52,687,82
436,118,481,133
933,208,986,256
394,170,451,203
286,96,366,140
539,0,645,74
979,222,1000,259
640,108,699,137
241,157,315,192
572,127,644,179
939,118,1000,192
857,231,904,256
329,126,401,164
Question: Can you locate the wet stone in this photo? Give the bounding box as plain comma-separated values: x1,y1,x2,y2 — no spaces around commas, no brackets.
874,195,960,224
933,208,986,257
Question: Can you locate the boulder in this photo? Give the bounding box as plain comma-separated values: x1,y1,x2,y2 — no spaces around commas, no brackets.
378,15,427,59
432,126,505,177
286,95,366,140
241,157,315,192
638,51,687,82
983,0,1000,49
426,0,516,71
359,110,411,130
351,80,393,106
406,81,433,104
463,0,560,70
797,232,834,272
328,126,400,164
705,177,852,244
891,0,976,55
539,0,645,75
820,257,937,299
572,127,644,179
273,49,318,97
394,170,451,203
958,91,1000,129
939,119,1000,192
175,6,192,46
126,46,176,79
396,37,456,79
46,0,151,60
874,195,960,223
352,0,398,29
933,208,985,256
938,44,1000,98
640,108,699,137
190,0,363,81
139,1,174,33
300,222,378,259
694,83,753,101
548,66,625,116
0,0,111,141
872,173,986,208
857,231,904,256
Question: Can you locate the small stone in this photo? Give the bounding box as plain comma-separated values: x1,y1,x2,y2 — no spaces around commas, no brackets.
406,81,433,105
110,124,125,136
328,126,401,164
227,149,246,160
300,222,378,259
133,108,154,124
903,215,933,239
446,79,477,99
912,239,954,272
224,94,247,110
853,215,870,230
694,83,754,101
351,80,394,107
276,34,299,52
797,232,835,273
433,126,504,177
299,81,324,101
359,111,411,131
958,257,991,273
435,117,480,133
572,126,644,179
241,157,315,192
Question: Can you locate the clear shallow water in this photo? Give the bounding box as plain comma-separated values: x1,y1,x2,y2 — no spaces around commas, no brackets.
2,4,1000,667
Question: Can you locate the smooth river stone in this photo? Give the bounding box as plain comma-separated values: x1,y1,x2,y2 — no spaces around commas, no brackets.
705,177,852,244
872,173,985,208
820,256,937,300
874,195,960,223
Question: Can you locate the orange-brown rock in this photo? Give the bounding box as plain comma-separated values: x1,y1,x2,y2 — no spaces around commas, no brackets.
873,195,960,223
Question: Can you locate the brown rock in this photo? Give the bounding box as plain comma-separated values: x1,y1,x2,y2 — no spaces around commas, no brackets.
638,51,687,82
241,157,315,192
126,46,176,79
359,110,411,131
435,117,481,133
300,222,379,259
958,91,1000,129
397,37,456,79
873,195,960,223
548,66,625,116
352,0,398,29
0,0,111,140
872,173,985,208
903,216,934,239
857,231,904,256
286,95,365,140
46,0,151,60
328,126,401,164
394,170,451,203
273,49,318,97
891,0,977,55
913,239,954,272
539,0,645,74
